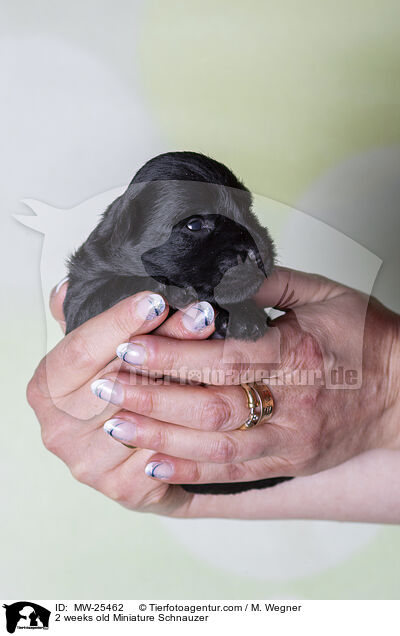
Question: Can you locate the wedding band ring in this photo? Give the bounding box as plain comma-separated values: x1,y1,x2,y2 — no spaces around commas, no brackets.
239,382,274,430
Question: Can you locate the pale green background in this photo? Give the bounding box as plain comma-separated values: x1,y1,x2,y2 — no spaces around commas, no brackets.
1,0,400,599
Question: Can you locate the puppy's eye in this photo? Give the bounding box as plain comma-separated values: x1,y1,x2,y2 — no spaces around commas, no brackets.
186,217,204,231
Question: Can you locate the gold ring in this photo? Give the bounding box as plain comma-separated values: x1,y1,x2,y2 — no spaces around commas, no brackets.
239,382,274,430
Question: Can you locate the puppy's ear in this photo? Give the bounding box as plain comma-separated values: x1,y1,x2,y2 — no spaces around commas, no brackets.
110,196,135,247
100,183,147,248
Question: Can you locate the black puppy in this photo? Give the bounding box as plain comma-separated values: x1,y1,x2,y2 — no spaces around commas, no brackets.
64,151,292,494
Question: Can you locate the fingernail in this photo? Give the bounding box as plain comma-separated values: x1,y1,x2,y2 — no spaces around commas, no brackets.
136,294,166,321
116,342,147,366
90,379,124,405
145,461,174,480
104,418,137,443
55,276,69,294
182,302,214,332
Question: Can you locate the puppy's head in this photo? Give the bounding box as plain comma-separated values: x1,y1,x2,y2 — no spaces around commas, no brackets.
101,152,275,304
141,211,271,304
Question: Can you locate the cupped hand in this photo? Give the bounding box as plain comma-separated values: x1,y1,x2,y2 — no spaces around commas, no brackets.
27,288,218,517
62,268,400,489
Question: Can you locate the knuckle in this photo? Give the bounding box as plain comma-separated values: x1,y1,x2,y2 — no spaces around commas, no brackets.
209,434,239,463
297,390,318,412
213,348,251,383
301,332,323,365
208,358,227,383
284,330,323,372
26,375,42,409
138,486,171,511
147,426,169,451
200,396,231,431
185,462,201,483
112,303,136,338
157,344,179,373
230,348,251,372
129,389,155,416
62,332,96,372
41,426,61,454
100,475,130,504
223,461,245,482
138,337,178,373
26,359,49,406
70,461,94,486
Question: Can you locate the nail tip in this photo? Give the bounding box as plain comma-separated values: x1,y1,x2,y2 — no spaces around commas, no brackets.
116,343,129,359
90,379,123,405
146,294,166,319
145,461,161,478
200,301,215,326
55,276,69,294
103,420,115,435
183,301,215,332
144,462,156,477
90,379,103,395
115,342,146,366
144,461,173,479
136,293,166,321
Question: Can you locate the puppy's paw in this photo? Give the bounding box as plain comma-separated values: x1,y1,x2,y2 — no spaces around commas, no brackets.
223,302,268,341
227,316,268,341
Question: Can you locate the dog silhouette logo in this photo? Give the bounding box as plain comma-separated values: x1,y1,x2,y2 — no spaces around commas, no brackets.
2,602,50,633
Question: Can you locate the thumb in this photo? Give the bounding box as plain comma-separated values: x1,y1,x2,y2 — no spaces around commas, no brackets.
254,266,344,310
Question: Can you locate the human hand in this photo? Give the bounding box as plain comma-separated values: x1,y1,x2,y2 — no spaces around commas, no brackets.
78,267,400,489
27,286,219,517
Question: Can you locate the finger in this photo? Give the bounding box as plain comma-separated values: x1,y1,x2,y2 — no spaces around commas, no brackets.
102,409,287,463
143,453,294,484
92,372,291,431
38,406,183,511
92,374,248,430
49,276,69,332
253,266,344,310
35,390,136,472
112,330,283,385
33,291,169,399
47,415,141,480
154,301,216,339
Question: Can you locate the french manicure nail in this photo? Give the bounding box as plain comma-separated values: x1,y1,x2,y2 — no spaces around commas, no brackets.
104,418,137,443
55,276,69,294
90,379,124,405
182,301,214,332
136,293,166,321
116,342,147,366
145,461,174,480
